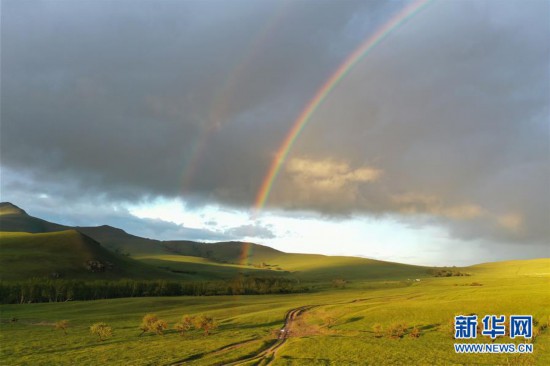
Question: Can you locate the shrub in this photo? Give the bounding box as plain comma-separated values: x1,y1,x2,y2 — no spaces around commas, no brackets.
194,314,217,335
90,322,112,341
152,320,168,335
410,326,421,338
429,269,470,277
139,313,167,336
387,322,407,339
140,314,158,335
54,320,69,335
174,315,195,336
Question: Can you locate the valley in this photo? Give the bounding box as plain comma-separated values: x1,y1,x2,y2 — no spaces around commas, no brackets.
1,203,549,365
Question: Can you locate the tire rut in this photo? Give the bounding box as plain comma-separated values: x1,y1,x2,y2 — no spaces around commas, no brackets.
221,305,317,366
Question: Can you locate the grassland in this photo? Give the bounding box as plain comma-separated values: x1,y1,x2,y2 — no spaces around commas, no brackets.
0,212,430,283
1,258,548,365
135,254,290,280
1,204,548,364
135,252,428,283
0,231,177,280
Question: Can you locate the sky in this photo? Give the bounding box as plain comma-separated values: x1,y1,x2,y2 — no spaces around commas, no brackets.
1,0,549,266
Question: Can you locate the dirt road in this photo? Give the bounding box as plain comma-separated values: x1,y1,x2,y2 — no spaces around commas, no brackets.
221,305,317,366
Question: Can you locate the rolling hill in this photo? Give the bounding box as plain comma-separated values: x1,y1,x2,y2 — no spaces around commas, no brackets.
0,230,177,281
0,202,430,282
0,202,280,261
0,202,68,233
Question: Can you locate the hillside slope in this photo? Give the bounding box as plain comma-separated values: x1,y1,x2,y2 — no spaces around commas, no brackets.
0,203,270,259
0,202,69,233
76,225,166,256
0,202,430,282
467,258,550,277
162,240,284,262
0,230,178,281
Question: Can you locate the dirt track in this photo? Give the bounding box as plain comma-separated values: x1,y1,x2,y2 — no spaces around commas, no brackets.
221,305,317,366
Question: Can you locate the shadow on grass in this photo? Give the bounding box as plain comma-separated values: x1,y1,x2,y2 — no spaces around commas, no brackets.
344,316,364,324
420,323,440,332
280,355,331,365
13,337,134,357
211,339,278,366
167,337,261,365
220,319,282,330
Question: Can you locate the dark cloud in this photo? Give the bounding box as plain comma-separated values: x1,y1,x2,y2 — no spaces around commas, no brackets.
0,172,273,242
1,0,548,248
1,0,401,200
270,0,550,245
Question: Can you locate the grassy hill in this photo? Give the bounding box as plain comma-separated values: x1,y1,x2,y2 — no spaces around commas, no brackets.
467,258,550,276
0,202,430,283
76,225,167,256
0,202,290,269
0,202,69,233
162,240,284,263
0,230,177,281
262,253,427,281
76,225,427,281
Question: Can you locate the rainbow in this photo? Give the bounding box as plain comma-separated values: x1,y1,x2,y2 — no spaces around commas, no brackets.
180,3,289,194
253,0,433,214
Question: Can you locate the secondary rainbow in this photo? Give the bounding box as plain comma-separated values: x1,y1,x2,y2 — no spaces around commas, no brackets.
253,0,433,214
180,3,289,195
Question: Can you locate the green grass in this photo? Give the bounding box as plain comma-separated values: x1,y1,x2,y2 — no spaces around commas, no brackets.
0,228,431,283
1,258,548,365
135,254,290,280
76,226,170,256
132,251,429,283
0,231,178,280
277,265,550,365
0,204,430,284
0,204,67,233
0,295,300,365
263,253,428,281
0,204,26,216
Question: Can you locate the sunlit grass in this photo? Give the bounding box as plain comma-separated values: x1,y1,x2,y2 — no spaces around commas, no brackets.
1,259,548,365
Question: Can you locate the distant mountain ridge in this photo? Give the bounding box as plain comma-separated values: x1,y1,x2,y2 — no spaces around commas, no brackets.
0,202,279,260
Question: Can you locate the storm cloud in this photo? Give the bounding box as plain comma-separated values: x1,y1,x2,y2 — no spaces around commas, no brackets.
1,0,548,248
